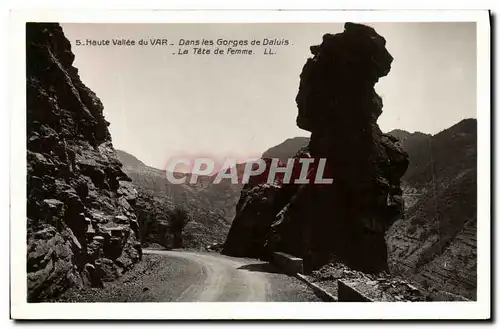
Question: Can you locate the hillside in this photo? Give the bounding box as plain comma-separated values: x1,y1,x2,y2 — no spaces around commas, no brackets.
115,150,145,171
116,150,241,249
387,118,477,299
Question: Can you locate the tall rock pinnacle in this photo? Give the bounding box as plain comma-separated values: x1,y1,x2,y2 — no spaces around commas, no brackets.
223,23,409,273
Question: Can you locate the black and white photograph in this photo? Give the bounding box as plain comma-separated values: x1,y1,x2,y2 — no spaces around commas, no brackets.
9,9,491,320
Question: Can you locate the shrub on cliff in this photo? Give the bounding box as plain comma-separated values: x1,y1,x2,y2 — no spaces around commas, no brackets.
169,206,191,248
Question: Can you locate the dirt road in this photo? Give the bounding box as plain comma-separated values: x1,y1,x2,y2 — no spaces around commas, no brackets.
58,249,320,302
142,249,320,302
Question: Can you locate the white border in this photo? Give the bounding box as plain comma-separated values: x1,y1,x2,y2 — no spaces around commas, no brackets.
10,9,491,320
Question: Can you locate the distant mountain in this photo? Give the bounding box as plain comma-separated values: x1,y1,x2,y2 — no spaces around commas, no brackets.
116,150,242,249
262,137,309,162
115,150,146,171
387,130,432,191
387,118,477,299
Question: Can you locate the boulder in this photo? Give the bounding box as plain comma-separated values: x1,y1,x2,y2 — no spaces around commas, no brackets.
27,229,82,301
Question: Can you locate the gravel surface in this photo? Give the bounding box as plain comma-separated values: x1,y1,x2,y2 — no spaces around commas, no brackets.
56,253,200,302
307,260,430,301
55,250,320,302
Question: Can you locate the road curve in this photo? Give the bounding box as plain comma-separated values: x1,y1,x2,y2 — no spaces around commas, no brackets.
142,249,320,302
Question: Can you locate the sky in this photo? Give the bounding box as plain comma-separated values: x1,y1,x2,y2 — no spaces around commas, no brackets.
61,22,477,169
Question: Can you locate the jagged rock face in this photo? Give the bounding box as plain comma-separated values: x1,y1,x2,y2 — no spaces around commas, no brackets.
223,23,408,273
222,183,290,258
26,23,141,301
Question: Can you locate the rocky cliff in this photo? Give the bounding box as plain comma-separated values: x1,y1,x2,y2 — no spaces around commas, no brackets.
223,23,409,274
26,23,141,301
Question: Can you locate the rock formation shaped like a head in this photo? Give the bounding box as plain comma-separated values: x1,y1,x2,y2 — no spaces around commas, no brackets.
296,22,393,132
288,22,409,272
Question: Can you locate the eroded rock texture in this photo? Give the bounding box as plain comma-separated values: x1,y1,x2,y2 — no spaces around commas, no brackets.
26,23,141,301
223,23,409,273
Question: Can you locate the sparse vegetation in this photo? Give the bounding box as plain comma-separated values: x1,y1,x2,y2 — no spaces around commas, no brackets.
169,206,190,248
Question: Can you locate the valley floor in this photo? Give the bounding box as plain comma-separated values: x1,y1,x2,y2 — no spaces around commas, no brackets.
57,249,320,302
